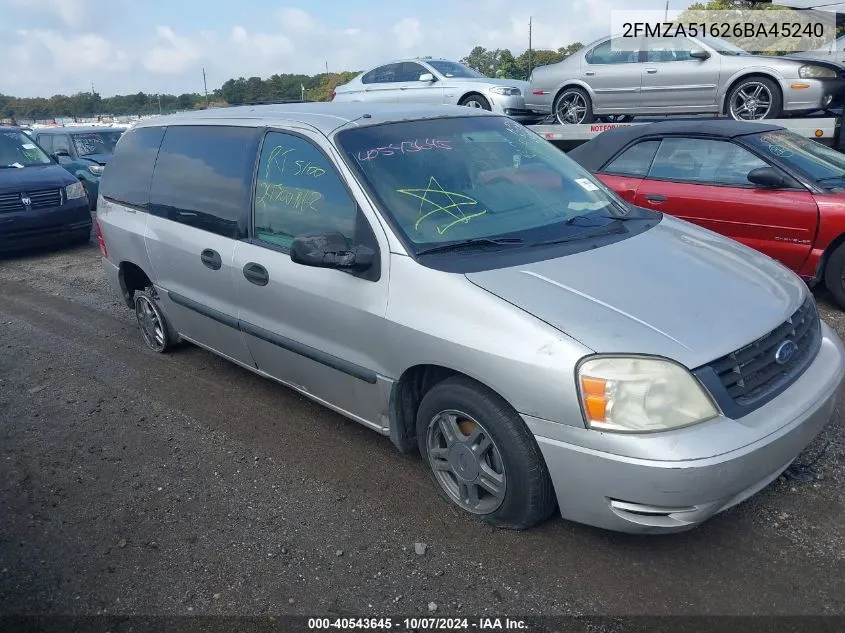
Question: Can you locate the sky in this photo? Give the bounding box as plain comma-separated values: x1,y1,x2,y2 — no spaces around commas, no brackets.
0,0,670,98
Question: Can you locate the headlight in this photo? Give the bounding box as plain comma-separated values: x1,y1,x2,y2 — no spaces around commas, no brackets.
489,86,521,96
799,65,837,79
576,356,718,433
65,181,86,200
87,164,105,175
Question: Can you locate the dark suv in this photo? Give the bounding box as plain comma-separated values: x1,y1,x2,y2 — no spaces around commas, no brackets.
31,127,125,210
0,126,92,253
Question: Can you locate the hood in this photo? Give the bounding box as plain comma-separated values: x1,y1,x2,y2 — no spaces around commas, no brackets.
79,153,111,165
0,163,76,194
465,216,806,369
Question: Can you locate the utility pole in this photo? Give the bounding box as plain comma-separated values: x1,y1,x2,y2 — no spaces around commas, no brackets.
202,67,209,107
325,61,329,75
158,94,162,114
528,16,533,78
91,82,95,95
665,1,669,21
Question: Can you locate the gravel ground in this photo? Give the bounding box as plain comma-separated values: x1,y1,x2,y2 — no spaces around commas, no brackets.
1,242,844,624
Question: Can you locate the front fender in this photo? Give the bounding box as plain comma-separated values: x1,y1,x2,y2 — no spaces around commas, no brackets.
717,68,787,106
552,78,596,103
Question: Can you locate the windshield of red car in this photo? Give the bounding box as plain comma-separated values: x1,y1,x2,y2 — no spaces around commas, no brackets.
745,130,845,186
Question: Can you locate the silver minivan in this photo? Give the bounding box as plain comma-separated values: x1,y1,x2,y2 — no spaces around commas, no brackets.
96,103,845,534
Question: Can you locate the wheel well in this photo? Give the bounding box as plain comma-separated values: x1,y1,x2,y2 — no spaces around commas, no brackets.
815,233,845,283
118,262,152,309
389,363,521,453
554,84,588,104
721,73,782,114
459,91,487,105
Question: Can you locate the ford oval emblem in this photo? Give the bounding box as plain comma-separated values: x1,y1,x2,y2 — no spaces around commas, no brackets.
774,340,798,365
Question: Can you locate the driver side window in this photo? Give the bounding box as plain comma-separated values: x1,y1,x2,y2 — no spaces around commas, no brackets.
253,132,357,250
52,135,72,155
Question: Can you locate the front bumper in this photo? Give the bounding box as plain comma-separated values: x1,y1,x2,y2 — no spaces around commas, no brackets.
0,197,91,253
782,78,845,111
528,322,845,534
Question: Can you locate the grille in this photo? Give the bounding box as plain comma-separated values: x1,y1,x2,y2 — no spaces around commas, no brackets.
0,192,23,213
703,296,820,407
27,188,62,209
0,188,62,213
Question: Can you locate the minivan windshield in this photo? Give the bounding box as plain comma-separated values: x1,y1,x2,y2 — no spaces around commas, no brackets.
0,130,52,168
744,129,845,187
72,130,124,156
337,116,640,253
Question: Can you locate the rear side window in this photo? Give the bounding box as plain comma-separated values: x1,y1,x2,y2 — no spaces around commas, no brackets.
603,140,660,177
99,126,165,208
149,125,261,239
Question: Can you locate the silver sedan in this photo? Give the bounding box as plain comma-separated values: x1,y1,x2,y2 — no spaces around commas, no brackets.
333,57,538,122
527,35,845,123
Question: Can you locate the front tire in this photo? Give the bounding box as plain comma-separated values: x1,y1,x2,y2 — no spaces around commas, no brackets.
727,77,782,120
416,376,556,530
459,94,491,110
554,87,594,124
134,286,178,353
824,243,845,309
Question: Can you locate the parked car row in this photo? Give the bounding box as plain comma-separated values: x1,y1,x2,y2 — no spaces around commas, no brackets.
334,34,845,126
0,125,125,253
91,103,844,534
566,119,845,308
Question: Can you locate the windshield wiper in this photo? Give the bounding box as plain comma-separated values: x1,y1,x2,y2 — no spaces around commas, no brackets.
416,237,524,256
529,220,627,248
564,213,639,225
816,174,845,183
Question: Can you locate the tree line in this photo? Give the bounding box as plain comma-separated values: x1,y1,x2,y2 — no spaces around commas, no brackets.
0,40,586,121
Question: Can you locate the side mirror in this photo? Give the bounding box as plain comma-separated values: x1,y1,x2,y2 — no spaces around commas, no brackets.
747,166,789,188
290,232,376,271
418,73,435,82
53,149,70,159
689,49,711,60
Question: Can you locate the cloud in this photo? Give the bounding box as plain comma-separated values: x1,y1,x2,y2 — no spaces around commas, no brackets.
18,29,129,73
142,26,201,74
0,0,666,97
393,18,423,51
4,0,90,29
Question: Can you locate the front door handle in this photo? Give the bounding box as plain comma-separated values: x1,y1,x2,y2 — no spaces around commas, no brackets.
645,194,667,202
584,71,595,76
200,248,222,270
645,68,658,74
243,262,269,286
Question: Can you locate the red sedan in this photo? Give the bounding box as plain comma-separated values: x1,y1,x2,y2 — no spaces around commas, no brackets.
567,120,845,308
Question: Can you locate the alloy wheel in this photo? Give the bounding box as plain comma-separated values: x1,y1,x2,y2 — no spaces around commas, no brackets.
730,82,773,120
425,409,507,514
135,295,166,352
555,91,588,124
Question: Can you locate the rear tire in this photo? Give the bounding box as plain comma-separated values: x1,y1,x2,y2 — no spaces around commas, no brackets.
134,286,179,353
554,87,594,124
824,243,845,309
459,94,491,110
416,376,556,530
